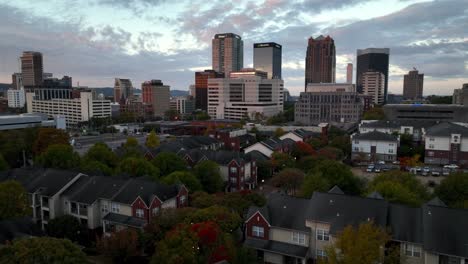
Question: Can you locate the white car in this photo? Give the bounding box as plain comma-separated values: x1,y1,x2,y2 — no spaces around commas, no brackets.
377,161,385,165
444,164,459,170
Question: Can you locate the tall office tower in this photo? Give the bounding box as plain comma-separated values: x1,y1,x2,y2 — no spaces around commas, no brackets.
207,68,283,120
11,73,22,90
114,78,133,103
21,51,43,88
253,42,282,79
356,48,390,101
362,71,385,105
403,68,424,100
195,70,224,111
452,83,468,105
212,33,243,75
305,35,336,88
346,63,353,83
142,80,170,117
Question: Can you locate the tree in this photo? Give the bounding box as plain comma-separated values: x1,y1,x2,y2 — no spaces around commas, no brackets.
191,191,218,208
362,107,385,120
187,205,242,233
81,160,114,176
165,109,180,121
36,144,81,169
194,161,223,193
118,157,160,179
83,142,118,168
97,229,140,263
318,146,344,160
292,141,316,159
162,171,202,192
328,135,351,157
0,153,8,172
146,130,160,148
307,137,326,149
152,152,188,177
300,172,330,198
271,152,295,171
311,160,363,195
195,112,211,121
271,168,305,196
274,127,286,137
33,128,70,155
0,237,88,264
435,172,468,208
47,215,82,242
296,155,327,173
0,180,31,220
322,222,391,264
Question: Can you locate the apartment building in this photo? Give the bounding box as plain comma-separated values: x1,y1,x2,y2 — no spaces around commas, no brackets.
207,69,283,120
245,187,468,264
7,89,26,108
26,91,111,128
208,128,256,151
351,130,399,162
424,122,468,166
244,137,296,159
359,120,437,142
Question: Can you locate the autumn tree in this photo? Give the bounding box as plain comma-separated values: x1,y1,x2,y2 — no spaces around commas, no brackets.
194,160,223,193
35,144,81,169
146,130,160,148
274,127,286,137
271,152,296,171
362,107,385,120
187,205,242,233
0,180,31,220
162,171,202,192
435,172,468,208
97,229,140,263
33,128,70,155
152,152,188,177
118,157,160,179
322,222,390,264
271,168,305,196
0,237,88,264
292,141,316,159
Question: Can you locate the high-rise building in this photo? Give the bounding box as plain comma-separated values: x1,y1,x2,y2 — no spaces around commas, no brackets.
452,83,468,105
207,68,283,120
171,96,195,115
195,70,224,111
142,80,170,117
362,71,385,105
356,48,390,102
305,35,336,88
21,51,43,88
7,89,26,108
11,73,22,90
253,42,282,79
403,69,424,100
114,78,133,103
212,33,243,75
346,63,353,83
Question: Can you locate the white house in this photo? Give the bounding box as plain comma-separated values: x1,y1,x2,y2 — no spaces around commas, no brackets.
351,130,399,162
424,122,468,166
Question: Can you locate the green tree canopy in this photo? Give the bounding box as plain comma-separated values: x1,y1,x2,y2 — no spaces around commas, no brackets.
0,153,8,172
33,128,70,155
362,107,385,120
193,160,223,193
83,142,118,168
435,172,468,209
0,180,31,220
118,157,160,179
47,215,82,242
152,152,188,177
80,160,113,176
35,144,81,169
271,168,305,196
310,160,363,195
274,127,286,137
97,229,140,263
161,171,202,192
121,137,143,158
187,205,242,233
0,237,88,264
300,172,330,198
146,130,160,148
270,152,296,171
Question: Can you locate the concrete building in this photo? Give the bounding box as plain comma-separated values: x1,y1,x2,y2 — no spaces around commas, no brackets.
0,113,64,131
305,35,335,88
351,130,399,162
452,83,468,105
170,96,194,115
383,104,468,122
26,90,111,128
359,120,437,142
361,71,385,105
11,73,22,90
21,51,43,89
346,63,353,83
195,70,224,111
295,83,363,125
424,122,468,166
114,78,133,102
142,80,170,117
207,69,283,120
403,69,424,100
253,42,282,79
212,33,243,75
356,48,390,102
7,89,25,108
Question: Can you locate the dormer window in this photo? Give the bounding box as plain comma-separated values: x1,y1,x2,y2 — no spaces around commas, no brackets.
252,226,264,238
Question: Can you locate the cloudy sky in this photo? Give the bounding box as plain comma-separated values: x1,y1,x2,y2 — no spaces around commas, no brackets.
0,0,466,95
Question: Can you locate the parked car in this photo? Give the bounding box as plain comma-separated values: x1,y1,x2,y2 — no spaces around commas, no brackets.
415,167,422,173
423,167,430,173
377,160,385,165
392,160,400,165
431,170,440,176
444,164,459,170
366,165,374,173
374,167,381,173
422,171,429,176
442,169,450,176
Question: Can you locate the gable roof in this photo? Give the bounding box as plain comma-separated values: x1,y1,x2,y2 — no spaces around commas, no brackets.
360,120,437,130
111,178,180,205
181,149,250,166
425,122,468,137
62,175,128,205
352,130,398,142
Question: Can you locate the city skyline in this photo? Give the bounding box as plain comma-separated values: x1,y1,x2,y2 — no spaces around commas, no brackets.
0,0,466,96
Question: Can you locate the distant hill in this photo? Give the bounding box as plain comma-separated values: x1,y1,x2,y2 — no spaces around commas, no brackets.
0,83,11,91
92,88,188,98
170,90,189,97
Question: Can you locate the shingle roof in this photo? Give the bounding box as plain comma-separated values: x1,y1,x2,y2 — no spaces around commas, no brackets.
181,149,248,165
292,129,317,138
102,213,146,228
360,120,437,130
388,204,423,244
111,178,180,205
352,130,398,142
244,238,309,258
62,176,128,205
425,122,468,137
244,150,269,162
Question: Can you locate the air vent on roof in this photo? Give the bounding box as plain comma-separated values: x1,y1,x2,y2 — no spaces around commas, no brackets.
329,199,334,205
283,205,287,209
336,212,340,216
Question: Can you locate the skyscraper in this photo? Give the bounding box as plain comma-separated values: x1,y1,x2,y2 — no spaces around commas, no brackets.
114,78,133,103
21,51,43,88
356,48,390,102
305,35,336,88
194,70,224,111
346,63,353,83
11,73,22,90
142,80,170,117
403,69,424,100
253,42,282,79
362,71,385,105
212,33,243,74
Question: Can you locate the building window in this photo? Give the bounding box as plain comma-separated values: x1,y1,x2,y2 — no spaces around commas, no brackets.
389,149,394,154
136,208,144,218
230,167,238,173
252,226,264,237
230,177,237,184
111,203,120,213
354,147,359,151
179,195,186,205
292,232,306,245
354,140,359,144
405,244,421,257
102,204,108,214
429,138,435,141
429,144,434,149
152,207,160,216
389,143,394,146
428,151,434,157
316,229,329,241
317,249,327,258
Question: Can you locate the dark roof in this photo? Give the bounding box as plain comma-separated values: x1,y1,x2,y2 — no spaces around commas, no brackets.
361,120,437,130
426,197,447,207
261,138,283,149
367,191,384,199
244,150,269,162
152,136,221,155
181,149,249,165
292,129,317,138
352,130,398,142
388,204,423,244
112,178,180,205
245,238,309,258
2,168,80,196
63,176,128,205
425,122,468,137
103,213,146,228
328,185,344,195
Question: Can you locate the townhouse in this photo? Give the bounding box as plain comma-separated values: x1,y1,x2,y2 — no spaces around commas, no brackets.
244,137,296,159
208,128,257,151
351,130,399,162
143,135,223,159
424,122,468,166
279,129,317,143
180,149,257,192
359,120,437,142
0,168,187,234
244,187,468,264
